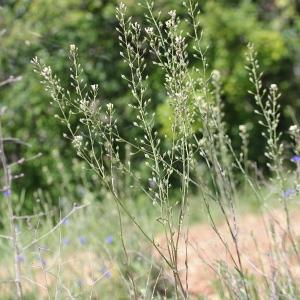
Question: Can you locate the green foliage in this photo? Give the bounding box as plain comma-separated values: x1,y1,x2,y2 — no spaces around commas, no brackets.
1,0,130,205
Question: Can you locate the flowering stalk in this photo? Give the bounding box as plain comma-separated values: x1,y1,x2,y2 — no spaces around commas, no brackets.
0,109,23,300
246,44,300,261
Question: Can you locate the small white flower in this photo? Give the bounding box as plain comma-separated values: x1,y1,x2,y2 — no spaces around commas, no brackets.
211,70,221,81
166,20,172,28
106,103,113,111
31,56,38,64
132,22,140,30
270,84,278,92
79,99,89,112
239,124,247,133
70,44,76,52
168,10,176,18
91,84,98,92
289,125,299,133
72,135,83,149
175,36,184,44
41,66,52,77
145,27,154,35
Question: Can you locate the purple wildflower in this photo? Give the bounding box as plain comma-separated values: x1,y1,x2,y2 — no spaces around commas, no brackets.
291,155,300,163
100,265,111,279
282,188,296,198
3,189,11,197
105,235,113,244
61,218,70,225
78,236,87,245
62,238,70,246
38,257,47,267
17,254,25,263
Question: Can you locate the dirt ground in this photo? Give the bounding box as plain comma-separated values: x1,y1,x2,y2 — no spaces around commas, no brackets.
156,208,300,298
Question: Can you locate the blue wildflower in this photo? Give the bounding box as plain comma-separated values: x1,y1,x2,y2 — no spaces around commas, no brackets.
291,155,300,163
105,235,113,244
78,236,87,245
38,257,47,267
104,270,111,279
17,254,25,263
282,188,296,198
100,265,111,279
62,238,70,246
62,218,70,225
3,189,11,197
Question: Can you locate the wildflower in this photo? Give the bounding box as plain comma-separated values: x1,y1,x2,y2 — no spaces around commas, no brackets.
270,84,278,92
106,103,113,111
70,44,76,52
62,218,70,225
145,27,154,35
17,254,25,263
289,125,299,133
100,265,111,279
78,236,87,245
105,235,113,244
168,10,176,18
62,238,70,246
38,257,47,267
239,124,247,133
41,66,52,78
175,36,184,44
211,70,221,82
3,189,11,197
291,155,300,163
282,188,296,198
72,135,83,149
91,84,98,92
79,99,89,112
166,19,173,28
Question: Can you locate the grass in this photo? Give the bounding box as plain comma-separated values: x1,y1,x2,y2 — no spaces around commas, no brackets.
0,197,157,299
0,182,299,299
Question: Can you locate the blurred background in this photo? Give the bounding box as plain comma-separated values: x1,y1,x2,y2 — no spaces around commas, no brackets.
1,0,300,210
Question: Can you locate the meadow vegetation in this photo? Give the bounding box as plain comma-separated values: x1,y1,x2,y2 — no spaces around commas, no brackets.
1,1,300,299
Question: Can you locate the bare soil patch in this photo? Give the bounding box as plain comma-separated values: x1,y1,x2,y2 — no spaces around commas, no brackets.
155,208,300,298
